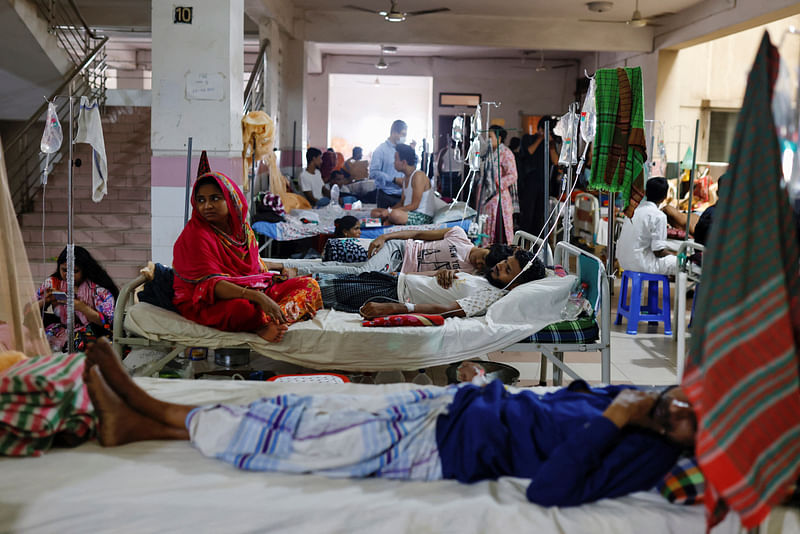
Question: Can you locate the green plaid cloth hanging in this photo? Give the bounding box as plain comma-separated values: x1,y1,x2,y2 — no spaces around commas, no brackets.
589,67,647,209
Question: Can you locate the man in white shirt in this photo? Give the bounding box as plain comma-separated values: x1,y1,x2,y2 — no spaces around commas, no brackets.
299,147,328,207
317,249,545,318
616,177,677,275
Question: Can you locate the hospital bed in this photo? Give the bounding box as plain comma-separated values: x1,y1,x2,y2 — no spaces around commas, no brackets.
503,233,611,386
253,202,477,256
0,377,761,534
112,261,576,378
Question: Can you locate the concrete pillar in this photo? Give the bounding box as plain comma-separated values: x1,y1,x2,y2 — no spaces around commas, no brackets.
149,0,244,265
257,19,306,177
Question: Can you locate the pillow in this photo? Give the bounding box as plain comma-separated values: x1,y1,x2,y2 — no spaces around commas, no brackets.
433,201,477,224
323,238,368,263
655,456,705,505
485,274,575,326
362,314,445,327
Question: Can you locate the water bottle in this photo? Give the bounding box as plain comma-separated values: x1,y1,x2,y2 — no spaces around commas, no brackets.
374,370,405,384
561,281,589,320
330,184,340,205
411,369,433,385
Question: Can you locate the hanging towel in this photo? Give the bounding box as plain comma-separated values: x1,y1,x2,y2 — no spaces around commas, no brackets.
589,67,647,213
75,96,108,202
682,32,800,529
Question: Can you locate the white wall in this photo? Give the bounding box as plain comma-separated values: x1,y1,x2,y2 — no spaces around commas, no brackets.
307,54,581,152
327,74,431,156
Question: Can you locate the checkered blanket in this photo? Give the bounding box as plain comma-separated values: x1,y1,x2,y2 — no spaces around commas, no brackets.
187,386,457,480
683,33,800,529
589,67,647,210
0,352,95,456
528,316,599,344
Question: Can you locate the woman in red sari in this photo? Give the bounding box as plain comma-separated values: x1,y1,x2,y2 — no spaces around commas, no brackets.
172,172,322,342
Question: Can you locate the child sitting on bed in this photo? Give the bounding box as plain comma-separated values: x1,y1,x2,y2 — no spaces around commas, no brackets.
81,337,696,508
172,172,322,344
36,246,118,352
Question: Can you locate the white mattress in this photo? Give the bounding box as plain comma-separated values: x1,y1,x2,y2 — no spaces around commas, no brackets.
123,276,575,371
0,378,754,534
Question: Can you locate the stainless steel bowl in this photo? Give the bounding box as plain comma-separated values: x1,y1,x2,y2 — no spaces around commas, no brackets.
214,347,251,367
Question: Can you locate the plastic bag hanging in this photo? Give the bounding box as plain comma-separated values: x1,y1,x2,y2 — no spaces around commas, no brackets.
39,101,63,185
580,78,597,144
40,101,63,154
554,109,579,166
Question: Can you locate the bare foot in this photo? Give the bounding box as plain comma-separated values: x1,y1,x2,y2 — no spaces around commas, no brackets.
257,322,289,343
85,365,187,446
86,338,137,400
86,337,195,430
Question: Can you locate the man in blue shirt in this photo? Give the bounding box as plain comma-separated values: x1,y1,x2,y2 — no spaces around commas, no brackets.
370,119,407,208
84,338,695,508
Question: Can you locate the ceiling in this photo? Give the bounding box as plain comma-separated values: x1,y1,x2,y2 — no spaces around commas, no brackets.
295,0,702,20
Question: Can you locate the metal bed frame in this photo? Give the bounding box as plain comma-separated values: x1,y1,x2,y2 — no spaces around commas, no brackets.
504,232,612,385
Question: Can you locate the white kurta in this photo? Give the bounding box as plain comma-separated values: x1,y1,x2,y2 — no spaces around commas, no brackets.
616,200,677,275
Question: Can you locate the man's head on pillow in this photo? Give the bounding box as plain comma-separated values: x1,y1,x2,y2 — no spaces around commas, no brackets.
485,249,545,290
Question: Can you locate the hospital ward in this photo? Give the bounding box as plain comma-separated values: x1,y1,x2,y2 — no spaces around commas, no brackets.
3,1,800,533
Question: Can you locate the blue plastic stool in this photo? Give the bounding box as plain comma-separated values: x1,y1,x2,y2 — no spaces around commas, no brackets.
615,270,672,335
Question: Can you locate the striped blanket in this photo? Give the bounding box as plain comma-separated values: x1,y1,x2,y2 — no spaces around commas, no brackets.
187,386,457,480
589,67,647,212
682,32,800,529
0,352,95,456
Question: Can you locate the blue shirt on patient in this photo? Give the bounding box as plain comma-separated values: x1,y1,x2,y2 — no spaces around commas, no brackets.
435,380,682,507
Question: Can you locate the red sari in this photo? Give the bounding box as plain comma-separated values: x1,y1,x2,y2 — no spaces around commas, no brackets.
172,172,322,332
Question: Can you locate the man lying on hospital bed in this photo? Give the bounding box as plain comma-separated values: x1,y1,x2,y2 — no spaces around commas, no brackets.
317,248,545,319
83,338,695,507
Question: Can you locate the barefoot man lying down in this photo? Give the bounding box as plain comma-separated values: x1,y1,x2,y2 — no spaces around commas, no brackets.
85,339,696,507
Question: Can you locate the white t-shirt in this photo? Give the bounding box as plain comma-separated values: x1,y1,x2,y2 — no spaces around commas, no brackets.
616,200,677,275
400,226,476,274
299,169,324,199
397,272,507,317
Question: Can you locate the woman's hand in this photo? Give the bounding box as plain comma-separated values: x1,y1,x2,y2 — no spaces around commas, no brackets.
603,389,659,429
435,269,458,289
368,236,386,257
41,288,56,307
73,299,89,314
360,302,402,319
255,293,287,324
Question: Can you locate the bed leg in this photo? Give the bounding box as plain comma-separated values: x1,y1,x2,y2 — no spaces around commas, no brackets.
553,352,564,386
539,354,547,386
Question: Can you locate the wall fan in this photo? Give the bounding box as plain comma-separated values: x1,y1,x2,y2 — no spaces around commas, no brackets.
345,0,450,23
580,0,672,27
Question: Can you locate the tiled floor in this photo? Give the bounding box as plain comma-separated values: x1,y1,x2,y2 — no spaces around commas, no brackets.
491,279,688,387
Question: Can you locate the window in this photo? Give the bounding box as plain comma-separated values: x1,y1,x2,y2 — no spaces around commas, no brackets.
439,93,481,107
707,110,738,163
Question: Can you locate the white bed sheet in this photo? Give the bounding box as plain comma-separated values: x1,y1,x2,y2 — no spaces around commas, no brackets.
0,378,749,534
123,276,575,371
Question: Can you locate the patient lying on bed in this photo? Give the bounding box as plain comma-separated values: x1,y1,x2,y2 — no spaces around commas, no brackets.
281,227,505,277
83,338,695,507
318,249,544,318
172,172,322,343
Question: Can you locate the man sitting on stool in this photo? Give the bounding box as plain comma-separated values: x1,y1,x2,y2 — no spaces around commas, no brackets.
616,177,677,276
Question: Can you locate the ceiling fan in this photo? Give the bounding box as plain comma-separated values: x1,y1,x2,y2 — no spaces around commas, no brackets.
580,0,672,27
345,0,450,23
514,51,576,72
347,46,400,70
